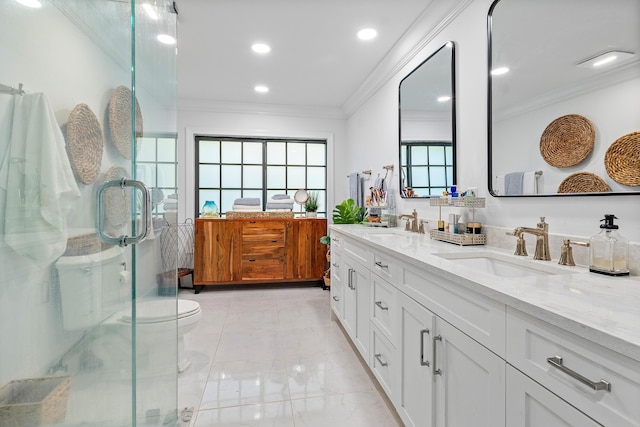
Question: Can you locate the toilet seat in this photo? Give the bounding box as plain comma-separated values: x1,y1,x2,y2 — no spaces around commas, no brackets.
120,299,201,324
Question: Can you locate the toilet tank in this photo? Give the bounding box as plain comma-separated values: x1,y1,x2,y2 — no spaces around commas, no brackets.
55,246,125,330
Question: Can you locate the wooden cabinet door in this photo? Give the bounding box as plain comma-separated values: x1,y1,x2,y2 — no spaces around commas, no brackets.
194,219,240,283
295,219,327,280
434,318,505,427
506,366,602,427
398,292,436,427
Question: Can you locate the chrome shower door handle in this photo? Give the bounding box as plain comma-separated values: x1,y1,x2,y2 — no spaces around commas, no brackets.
97,178,151,247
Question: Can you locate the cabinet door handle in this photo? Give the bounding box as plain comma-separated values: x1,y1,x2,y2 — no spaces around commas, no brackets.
433,335,442,375
374,261,389,269
420,329,430,367
375,301,389,311
348,268,355,290
547,356,611,392
332,295,340,302
374,353,388,367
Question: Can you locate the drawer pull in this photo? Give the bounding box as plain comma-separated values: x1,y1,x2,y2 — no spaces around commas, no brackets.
375,301,389,311
374,261,389,269
433,335,442,375
420,329,430,367
374,353,388,367
331,262,339,268
332,237,340,243
332,295,339,302
546,356,611,392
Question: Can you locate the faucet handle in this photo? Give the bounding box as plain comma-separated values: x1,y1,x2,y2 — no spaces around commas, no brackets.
514,234,528,256
559,239,589,266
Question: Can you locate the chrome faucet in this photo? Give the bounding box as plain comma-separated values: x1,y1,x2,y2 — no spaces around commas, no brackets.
399,209,420,233
508,217,551,261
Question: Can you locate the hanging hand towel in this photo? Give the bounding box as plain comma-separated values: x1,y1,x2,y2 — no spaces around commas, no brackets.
522,171,538,195
0,93,81,265
504,172,524,195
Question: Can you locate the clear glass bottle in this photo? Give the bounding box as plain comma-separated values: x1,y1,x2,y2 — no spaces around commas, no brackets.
589,214,629,276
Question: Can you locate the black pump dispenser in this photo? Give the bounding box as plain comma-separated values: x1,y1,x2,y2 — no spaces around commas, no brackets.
600,214,619,230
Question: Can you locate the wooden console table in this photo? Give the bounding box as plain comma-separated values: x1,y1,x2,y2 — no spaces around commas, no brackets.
193,217,327,293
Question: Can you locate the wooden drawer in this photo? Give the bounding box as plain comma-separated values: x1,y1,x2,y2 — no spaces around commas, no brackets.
371,273,397,343
370,323,397,400
400,261,506,356
242,221,285,242
242,241,285,257
241,258,284,279
507,308,640,427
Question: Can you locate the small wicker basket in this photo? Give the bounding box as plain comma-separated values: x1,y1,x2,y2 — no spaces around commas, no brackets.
539,114,595,168
0,376,71,427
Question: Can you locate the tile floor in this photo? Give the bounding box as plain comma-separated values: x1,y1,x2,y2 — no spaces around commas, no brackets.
177,284,402,427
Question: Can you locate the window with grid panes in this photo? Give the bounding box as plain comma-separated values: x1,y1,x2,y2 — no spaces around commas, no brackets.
195,137,327,217
400,141,453,197
136,134,178,215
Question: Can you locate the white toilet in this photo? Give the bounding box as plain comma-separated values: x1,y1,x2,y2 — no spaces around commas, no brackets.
56,246,202,373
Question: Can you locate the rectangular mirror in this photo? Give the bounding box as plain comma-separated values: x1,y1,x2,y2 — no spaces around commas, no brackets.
399,42,456,198
488,0,640,196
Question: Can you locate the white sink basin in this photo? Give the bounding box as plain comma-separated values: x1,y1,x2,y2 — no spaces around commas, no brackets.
434,251,574,277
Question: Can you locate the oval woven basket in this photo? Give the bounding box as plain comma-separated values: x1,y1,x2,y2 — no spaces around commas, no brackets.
557,172,610,193
540,114,595,168
108,86,143,159
66,104,103,184
604,132,640,186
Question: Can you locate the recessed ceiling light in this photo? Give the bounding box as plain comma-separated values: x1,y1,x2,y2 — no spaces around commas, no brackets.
157,34,176,45
142,3,159,20
437,96,451,103
251,43,271,54
357,28,377,41
15,0,41,8
577,50,635,69
254,85,269,93
491,67,510,76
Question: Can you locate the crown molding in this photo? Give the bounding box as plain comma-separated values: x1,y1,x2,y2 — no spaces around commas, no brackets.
178,98,346,120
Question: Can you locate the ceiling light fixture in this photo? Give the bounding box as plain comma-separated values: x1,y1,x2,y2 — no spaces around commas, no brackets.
251,43,271,54
357,28,377,41
142,3,159,20
157,34,176,45
437,96,451,102
15,0,41,8
491,67,510,76
254,85,269,93
577,50,635,69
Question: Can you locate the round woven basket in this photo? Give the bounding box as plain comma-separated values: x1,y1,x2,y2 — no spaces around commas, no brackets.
103,166,130,230
604,132,640,186
557,172,609,193
66,104,103,184
540,114,595,168
108,86,143,159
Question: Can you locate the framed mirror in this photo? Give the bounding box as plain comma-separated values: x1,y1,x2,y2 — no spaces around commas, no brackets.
399,42,456,198
488,0,640,197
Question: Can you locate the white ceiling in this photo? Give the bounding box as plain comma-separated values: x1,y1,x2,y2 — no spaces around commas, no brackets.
176,0,438,113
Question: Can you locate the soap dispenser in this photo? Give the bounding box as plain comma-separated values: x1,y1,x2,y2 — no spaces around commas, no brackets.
589,214,629,276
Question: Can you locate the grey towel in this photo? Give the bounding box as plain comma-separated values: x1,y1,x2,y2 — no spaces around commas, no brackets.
505,172,524,195
266,202,293,210
271,194,290,200
349,173,365,207
233,197,261,206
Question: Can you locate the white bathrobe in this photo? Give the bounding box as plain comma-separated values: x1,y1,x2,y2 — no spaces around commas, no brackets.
0,93,80,265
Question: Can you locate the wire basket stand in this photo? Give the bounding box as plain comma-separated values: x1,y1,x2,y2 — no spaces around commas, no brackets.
159,218,195,294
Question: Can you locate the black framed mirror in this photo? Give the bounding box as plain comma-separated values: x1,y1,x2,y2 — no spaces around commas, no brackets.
399,41,456,198
488,0,640,197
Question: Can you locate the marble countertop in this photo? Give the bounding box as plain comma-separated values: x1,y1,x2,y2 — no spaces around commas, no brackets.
330,224,640,362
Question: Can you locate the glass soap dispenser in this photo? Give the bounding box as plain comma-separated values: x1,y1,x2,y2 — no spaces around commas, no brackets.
589,214,629,276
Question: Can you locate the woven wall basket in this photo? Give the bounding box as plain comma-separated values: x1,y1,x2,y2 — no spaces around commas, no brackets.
103,166,130,230
557,172,610,193
108,86,143,159
604,132,640,186
540,114,595,168
65,104,103,184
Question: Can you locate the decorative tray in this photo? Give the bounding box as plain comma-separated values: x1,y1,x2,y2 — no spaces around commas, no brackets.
429,229,486,246
429,197,486,208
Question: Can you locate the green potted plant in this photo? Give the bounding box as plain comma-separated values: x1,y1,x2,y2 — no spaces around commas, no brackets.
332,198,365,224
319,235,331,289
304,191,319,217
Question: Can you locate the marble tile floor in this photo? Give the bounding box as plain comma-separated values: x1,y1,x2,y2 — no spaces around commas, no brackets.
177,284,402,427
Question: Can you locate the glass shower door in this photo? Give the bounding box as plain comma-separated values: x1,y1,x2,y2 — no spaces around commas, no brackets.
0,1,177,425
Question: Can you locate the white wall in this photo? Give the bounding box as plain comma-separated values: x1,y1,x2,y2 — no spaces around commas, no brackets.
177,106,347,221
344,0,640,246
